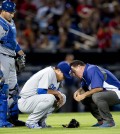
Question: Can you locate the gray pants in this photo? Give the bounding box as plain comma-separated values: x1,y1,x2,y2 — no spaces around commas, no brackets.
82,91,120,122
0,54,17,89
0,54,17,109
18,93,66,124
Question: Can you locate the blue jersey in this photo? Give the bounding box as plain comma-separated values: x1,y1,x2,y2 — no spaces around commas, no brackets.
0,16,21,52
81,64,120,91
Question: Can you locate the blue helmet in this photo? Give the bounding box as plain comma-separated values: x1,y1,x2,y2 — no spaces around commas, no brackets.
0,0,16,12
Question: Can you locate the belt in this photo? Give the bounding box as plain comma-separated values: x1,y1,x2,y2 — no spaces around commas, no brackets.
0,53,15,58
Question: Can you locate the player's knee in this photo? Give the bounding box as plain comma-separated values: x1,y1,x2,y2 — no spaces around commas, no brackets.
48,94,56,106
57,94,66,109
9,84,19,107
9,84,19,95
92,93,102,104
61,94,66,106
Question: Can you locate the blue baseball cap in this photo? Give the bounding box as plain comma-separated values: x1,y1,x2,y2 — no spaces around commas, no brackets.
0,0,16,12
57,61,72,79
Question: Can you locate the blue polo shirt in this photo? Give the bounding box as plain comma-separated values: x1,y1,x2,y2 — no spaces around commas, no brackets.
81,64,120,91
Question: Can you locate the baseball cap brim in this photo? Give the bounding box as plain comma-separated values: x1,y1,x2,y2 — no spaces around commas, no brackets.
64,73,72,79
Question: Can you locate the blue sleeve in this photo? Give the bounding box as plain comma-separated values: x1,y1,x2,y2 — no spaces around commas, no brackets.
89,68,104,89
37,88,47,94
15,44,22,53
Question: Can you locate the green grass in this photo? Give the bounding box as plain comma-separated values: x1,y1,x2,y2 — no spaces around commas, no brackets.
0,112,120,134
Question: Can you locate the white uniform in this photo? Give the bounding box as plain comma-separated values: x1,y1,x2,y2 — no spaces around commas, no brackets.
18,66,66,125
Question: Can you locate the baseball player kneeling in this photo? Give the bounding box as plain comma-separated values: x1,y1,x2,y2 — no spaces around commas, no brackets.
18,61,72,129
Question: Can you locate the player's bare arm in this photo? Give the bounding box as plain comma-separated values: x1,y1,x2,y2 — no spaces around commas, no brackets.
74,88,85,99
74,88,103,102
17,50,25,56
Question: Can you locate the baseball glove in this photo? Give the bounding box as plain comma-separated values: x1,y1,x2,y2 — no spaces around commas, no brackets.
62,119,80,128
15,54,26,73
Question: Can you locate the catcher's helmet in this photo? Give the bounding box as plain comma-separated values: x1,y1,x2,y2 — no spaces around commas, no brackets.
0,0,16,12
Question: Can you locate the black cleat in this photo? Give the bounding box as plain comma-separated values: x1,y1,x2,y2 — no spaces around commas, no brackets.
8,118,25,126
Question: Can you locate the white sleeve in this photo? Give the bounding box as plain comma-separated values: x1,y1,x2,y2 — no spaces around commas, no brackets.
0,25,7,39
38,72,52,89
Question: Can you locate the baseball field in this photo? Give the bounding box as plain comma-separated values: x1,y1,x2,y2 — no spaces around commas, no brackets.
0,112,120,134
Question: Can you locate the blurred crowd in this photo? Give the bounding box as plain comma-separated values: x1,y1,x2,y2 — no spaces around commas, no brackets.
1,0,120,52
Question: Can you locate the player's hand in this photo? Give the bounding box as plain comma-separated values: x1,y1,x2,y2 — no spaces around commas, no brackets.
74,89,81,98
56,92,64,107
74,89,86,102
74,93,86,102
47,89,63,107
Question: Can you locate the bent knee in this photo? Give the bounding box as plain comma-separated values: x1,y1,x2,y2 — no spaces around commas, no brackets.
48,94,56,106
62,94,66,105
58,93,66,108
92,93,102,103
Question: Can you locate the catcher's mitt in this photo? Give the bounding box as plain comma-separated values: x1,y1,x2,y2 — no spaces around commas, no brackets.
62,119,80,128
15,54,26,73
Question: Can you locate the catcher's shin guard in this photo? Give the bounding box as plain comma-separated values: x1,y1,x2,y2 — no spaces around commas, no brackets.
8,84,25,126
8,102,25,126
0,84,14,127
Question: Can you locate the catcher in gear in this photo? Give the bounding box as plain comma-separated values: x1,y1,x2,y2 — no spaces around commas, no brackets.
0,0,26,127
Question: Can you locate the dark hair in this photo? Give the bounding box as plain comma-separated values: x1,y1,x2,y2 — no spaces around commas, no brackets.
70,60,85,67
